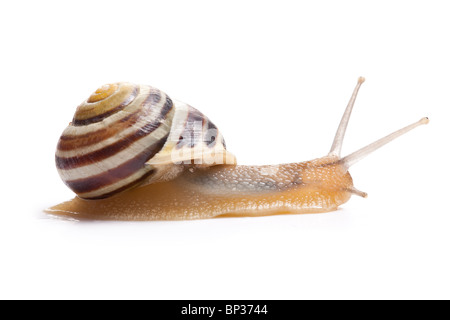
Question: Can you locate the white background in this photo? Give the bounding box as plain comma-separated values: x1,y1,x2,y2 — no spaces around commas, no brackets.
0,0,448,300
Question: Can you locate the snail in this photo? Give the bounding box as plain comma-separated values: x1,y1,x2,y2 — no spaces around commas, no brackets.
46,78,428,220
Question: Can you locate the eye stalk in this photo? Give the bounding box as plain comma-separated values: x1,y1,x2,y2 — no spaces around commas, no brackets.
329,76,365,157
342,117,429,168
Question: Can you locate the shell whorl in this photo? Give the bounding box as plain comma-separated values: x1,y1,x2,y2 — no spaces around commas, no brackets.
56,82,235,200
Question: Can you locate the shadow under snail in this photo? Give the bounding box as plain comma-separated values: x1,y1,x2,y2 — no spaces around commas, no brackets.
46,77,428,220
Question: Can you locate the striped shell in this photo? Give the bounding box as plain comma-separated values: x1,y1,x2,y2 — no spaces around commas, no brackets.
56,82,236,199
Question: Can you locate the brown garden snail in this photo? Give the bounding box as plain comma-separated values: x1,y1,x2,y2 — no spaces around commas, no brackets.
46,78,428,220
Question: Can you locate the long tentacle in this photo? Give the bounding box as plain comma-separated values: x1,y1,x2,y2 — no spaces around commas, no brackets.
329,77,366,157
342,117,429,168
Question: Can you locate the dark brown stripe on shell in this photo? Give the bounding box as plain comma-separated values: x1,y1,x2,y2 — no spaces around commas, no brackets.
64,133,169,196
206,120,218,148
72,86,139,126
58,109,143,151
159,95,173,120
176,107,205,149
144,88,161,104
221,137,227,149
175,107,222,150
58,91,173,152
85,169,156,200
140,89,173,117
56,100,174,170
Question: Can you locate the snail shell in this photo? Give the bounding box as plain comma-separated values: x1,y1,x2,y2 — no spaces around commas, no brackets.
55,82,236,199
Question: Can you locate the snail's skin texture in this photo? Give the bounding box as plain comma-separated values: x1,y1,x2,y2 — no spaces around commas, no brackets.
46,155,353,220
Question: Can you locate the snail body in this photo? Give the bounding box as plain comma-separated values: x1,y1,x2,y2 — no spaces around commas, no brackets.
47,78,428,220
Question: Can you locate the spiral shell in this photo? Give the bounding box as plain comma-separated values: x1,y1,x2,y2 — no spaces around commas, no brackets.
56,82,236,199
